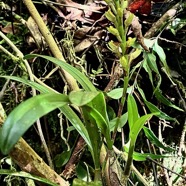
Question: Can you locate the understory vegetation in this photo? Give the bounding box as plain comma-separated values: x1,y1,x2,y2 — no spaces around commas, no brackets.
0,0,186,185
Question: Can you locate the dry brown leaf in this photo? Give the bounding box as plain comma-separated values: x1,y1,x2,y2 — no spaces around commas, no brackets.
57,0,105,23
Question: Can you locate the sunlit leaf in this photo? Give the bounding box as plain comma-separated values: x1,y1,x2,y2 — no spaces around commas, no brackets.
127,94,139,130
69,91,99,106
0,94,69,154
0,75,93,155
130,113,158,142
107,88,123,99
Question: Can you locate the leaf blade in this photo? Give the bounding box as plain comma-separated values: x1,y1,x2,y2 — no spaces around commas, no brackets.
0,93,69,154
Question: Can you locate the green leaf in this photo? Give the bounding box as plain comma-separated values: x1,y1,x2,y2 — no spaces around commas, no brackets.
143,127,175,152
76,162,92,182
109,112,128,132
0,170,59,186
154,88,183,111
130,113,158,142
127,94,139,130
88,92,109,124
0,75,93,154
124,146,171,161
153,40,169,72
72,178,101,186
0,76,52,93
145,101,177,121
69,91,99,106
0,94,69,155
142,58,154,88
60,105,92,153
54,150,72,167
84,106,112,149
137,85,178,121
82,107,101,169
24,54,96,91
107,88,123,99
146,53,158,73
146,52,162,92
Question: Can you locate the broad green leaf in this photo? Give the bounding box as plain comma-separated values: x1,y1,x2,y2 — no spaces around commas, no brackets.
24,54,96,91
146,53,158,73
143,126,175,152
0,76,93,154
107,88,123,99
130,113,158,142
107,105,116,121
153,40,166,62
0,93,69,154
0,170,58,186
127,94,139,130
84,106,112,149
69,91,99,106
87,92,109,124
109,112,128,132
107,87,133,100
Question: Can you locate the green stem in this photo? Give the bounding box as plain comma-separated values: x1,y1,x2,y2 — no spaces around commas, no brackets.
112,69,129,140
94,168,101,181
124,140,135,177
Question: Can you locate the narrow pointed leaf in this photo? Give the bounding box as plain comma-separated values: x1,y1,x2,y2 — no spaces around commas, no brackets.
130,113,158,141
127,94,139,130
143,126,175,152
155,88,183,111
0,76,52,93
24,54,96,91
124,146,172,161
0,170,58,186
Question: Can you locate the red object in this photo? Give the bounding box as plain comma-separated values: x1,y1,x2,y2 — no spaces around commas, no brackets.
128,0,163,15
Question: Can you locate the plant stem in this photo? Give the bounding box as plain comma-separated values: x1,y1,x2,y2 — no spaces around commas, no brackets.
23,0,79,91
123,140,135,179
